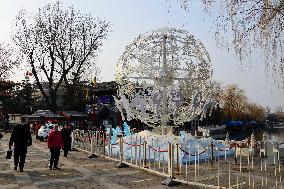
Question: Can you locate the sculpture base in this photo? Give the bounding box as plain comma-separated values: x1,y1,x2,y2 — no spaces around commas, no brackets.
162,178,180,186
115,162,129,168
88,154,98,158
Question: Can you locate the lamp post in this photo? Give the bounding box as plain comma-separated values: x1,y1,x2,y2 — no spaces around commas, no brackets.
92,77,96,128
88,77,99,158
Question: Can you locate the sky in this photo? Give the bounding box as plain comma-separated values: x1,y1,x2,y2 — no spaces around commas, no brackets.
0,0,283,110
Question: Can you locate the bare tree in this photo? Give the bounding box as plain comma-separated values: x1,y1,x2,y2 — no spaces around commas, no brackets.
13,1,110,112
0,43,19,79
275,106,283,113
266,106,271,114
173,0,284,87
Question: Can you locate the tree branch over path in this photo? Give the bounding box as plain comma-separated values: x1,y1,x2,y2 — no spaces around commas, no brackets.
13,1,110,112
173,0,284,88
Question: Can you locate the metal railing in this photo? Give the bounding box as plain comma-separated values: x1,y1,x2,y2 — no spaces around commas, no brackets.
71,130,284,189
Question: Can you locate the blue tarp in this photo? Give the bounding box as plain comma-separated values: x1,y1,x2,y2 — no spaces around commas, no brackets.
226,121,243,126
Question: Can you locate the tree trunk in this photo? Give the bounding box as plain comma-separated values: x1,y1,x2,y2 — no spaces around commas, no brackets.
49,91,58,113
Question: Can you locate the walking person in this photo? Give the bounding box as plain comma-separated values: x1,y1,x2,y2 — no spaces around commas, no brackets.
48,125,64,170
61,124,71,157
8,117,32,172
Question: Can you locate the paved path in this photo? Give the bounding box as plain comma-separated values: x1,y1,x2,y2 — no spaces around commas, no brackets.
0,133,197,189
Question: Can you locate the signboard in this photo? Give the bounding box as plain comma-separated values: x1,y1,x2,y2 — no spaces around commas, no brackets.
99,96,113,104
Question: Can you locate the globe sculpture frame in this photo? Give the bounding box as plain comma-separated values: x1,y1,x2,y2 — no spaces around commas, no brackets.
115,27,213,134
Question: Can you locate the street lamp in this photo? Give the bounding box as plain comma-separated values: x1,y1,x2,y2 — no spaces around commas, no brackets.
92,77,97,129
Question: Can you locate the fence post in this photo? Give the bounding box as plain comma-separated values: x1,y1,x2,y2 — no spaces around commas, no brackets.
162,154,165,174
168,143,171,176
210,141,214,169
249,134,254,172
171,143,175,178
225,132,230,145
225,146,227,162
235,142,238,165
262,132,268,174
162,143,180,186
240,147,242,172
149,139,152,169
143,141,148,168
153,147,156,171
179,143,182,175
185,147,188,174
206,146,209,171
237,173,239,189
278,142,281,173
134,135,137,166
91,132,93,154
198,143,200,177
251,146,254,170
158,145,161,168
249,170,251,187
103,133,106,156
229,162,231,188
130,135,133,164
176,143,180,174
195,152,197,181
251,133,255,153
88,131,98,158
108,133,111,157
138,136,142,167
261,153,263,172
110,133,113,157
95,131,99,154
71,131,75,150
98,131,102,155
247,146,250,166
115,134,129,168
263,132,267,156
217,146,220,188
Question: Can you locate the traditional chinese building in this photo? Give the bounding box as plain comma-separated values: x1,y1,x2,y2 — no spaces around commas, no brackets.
85,81,148,132
85,81,118,129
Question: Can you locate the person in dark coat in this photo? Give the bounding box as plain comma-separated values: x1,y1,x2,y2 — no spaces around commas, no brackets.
9,117,32,172
61,125,72,157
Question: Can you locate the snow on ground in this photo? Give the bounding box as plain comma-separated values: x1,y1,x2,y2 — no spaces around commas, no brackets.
107,130,235,163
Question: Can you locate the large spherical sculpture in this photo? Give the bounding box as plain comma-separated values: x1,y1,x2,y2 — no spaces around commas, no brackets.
115,27,213,130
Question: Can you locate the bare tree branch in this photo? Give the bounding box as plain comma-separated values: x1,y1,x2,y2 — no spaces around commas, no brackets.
172,0,284,88
13,1,110,111
0,43,20,79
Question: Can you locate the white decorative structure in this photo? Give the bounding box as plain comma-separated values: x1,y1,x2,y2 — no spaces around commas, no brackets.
116,27,213,134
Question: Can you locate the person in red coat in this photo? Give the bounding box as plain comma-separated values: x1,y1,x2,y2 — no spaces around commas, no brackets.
47,125,64,170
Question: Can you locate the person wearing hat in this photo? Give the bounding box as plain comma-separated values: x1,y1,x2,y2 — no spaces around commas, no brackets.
47,125,64,170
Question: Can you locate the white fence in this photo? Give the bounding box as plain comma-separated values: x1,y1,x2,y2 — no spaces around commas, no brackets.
71,130,284,189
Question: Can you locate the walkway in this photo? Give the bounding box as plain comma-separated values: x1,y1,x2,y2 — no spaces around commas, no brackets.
0,133,194,189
